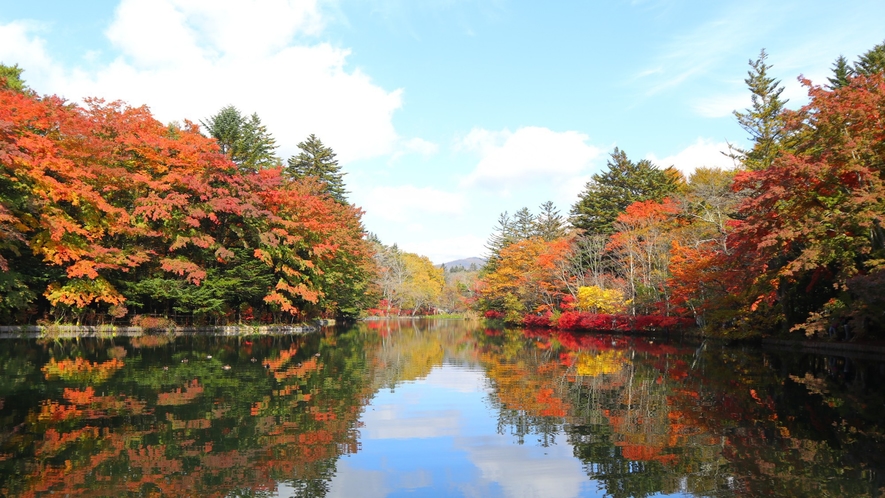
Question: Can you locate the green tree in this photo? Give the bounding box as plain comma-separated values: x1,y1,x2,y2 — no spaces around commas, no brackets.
570,148,679,235
201,106,279,172
728,49,788,171
853,39,885,76
512,207,536,240
535,201,567,241
483,211,515,272
0,63,26,93
286,134,348,203
828,55,854,89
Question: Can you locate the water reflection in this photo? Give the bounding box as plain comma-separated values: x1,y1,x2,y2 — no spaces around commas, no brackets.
0,320,883,497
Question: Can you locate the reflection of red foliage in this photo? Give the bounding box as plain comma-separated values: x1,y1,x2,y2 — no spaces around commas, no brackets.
63,387,95,405
618,442,678,465
157,379,204,406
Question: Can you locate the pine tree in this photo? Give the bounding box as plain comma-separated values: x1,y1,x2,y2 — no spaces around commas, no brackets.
201,106,279,172
483,211,515,271
286,134,348,203
828,55,854,89
729,49,788,171
570,148,679,235
535,201,566,241
512,207,536,240
854,40,885,76
0,63,27,93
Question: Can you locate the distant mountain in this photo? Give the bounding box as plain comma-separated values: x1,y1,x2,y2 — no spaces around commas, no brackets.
439,257,485,271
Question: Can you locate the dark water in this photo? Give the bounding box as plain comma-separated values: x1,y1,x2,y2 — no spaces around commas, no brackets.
1,320,884,497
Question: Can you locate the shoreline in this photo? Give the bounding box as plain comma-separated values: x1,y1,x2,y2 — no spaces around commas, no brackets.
761,337,885,360
0,324,321,339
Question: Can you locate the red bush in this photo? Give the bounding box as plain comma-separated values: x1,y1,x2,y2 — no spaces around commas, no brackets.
523,312,552,328
556,311,583,329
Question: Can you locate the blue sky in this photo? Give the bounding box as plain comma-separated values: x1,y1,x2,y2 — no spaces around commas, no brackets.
2,1,883,263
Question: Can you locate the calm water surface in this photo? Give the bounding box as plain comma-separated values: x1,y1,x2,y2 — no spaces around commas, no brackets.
1,319,883,497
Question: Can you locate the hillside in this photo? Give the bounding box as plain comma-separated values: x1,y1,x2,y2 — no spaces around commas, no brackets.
439,257,485,271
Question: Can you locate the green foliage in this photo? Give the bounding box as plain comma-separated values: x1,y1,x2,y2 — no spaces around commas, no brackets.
827,55,853,89
853,39,885,76
0,63,26,93
729,49,788,171
534,201,567,242
501,292,525,324
0,84,374,325
570,148,679,235
201,105,279,172
484,201,568,274
286,134,348,204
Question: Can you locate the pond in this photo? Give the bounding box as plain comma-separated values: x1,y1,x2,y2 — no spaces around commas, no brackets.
1,319,883,497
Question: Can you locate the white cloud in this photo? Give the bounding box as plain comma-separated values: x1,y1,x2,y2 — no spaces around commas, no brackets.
402,137,439,156
423,365,491,394
0,0,401,164
366,185,466,223
456,434,590,498
0,20,60,83
646,138,735,177
633,1,794,97
326,464,390,498
692,91,746,118
362,405,461,439
459,126,602,194
390,137,439,161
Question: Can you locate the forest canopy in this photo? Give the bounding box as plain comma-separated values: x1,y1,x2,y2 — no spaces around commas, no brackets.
474,41,885,339
0,70,374,325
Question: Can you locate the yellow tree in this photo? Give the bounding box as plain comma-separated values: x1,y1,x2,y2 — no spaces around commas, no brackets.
576,286,628,314
399,252,445,314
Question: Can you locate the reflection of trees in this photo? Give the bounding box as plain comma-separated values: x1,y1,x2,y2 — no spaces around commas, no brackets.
0,330,379,497
366,318,482,391
475,327,885,497
679,348,885,496
475,329,717,496
2,322,885,497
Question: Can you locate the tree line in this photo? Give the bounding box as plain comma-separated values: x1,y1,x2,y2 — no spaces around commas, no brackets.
0,66,374,325
475,41,885,339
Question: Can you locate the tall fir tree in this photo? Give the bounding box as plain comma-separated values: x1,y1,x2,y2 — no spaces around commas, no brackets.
286,134,348,203
828,55,854,89
535,201,566,241
201,106,278,172
569,148,679,235
512,207,536,240
483,211,515,272
854,39,885,76
729,49,788,171
0,63,26,93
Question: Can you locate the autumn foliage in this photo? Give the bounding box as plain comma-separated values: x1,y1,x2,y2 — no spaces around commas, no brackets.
477,68,885,339
0,85,374,324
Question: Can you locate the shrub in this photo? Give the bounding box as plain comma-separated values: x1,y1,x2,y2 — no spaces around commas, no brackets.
523,312,552,328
